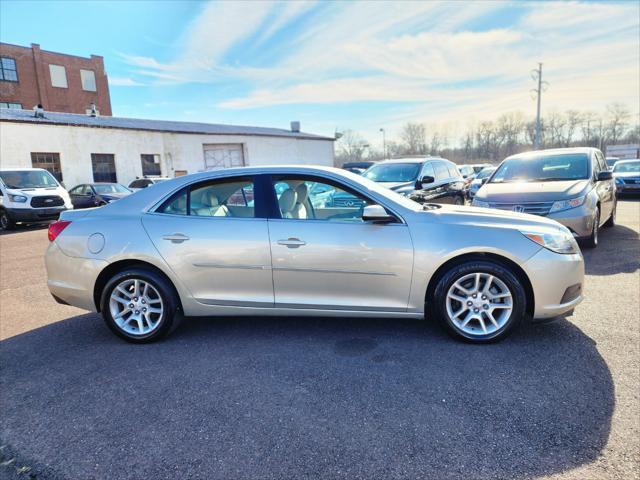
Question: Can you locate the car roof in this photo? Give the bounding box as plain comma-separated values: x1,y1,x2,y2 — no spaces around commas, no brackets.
374,157,451,165
505,147,597,161
614,159,640,164
0,167,48,171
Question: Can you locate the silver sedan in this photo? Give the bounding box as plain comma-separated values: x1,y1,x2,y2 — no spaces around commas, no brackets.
45,166,584,343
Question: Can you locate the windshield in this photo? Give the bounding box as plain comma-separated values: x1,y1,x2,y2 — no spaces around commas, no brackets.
613,161,640,173
0,170,59,189
490,153,590,183
363,163,421,183
476,168,496,180
93,183,131,194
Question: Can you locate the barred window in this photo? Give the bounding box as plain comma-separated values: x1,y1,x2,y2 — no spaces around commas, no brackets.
31,152,63,181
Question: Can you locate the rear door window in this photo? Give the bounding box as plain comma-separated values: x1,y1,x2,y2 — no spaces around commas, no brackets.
156,177,256,218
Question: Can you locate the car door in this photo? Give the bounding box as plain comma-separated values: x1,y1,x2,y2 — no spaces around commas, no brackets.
69,185,92,209
594,151,614,221
141,176,274,307
429,162,453,203
266,175,414,312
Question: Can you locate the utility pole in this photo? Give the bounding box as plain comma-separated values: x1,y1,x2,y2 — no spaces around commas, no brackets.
531,63,548,149
379,128,386,159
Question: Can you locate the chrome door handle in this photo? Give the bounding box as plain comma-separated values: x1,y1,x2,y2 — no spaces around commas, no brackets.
162,233,190,243
277,238,306,248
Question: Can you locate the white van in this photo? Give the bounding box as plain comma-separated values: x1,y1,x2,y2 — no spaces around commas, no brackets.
0,168,73,230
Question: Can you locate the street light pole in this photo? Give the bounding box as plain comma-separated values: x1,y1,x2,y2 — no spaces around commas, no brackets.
379,128,386,159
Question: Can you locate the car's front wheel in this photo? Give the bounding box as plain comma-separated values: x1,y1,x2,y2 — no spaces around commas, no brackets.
100,268,181,343
432,260,527,343
582,207,600,249
0,209,16,231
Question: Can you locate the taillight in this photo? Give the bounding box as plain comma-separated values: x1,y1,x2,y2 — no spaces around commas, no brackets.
48,220,71,242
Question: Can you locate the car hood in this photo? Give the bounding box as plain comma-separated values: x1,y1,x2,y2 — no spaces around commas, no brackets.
475,179,590,202
422,203,567,233
613,172,640,178
376,181,415,191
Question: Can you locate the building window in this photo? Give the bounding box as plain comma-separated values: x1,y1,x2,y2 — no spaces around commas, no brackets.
91,154,117,182
31,152,63,181
80,69,96,91
0,102,22,109
0,57,18,82
141,154,161,176
49,64,68,88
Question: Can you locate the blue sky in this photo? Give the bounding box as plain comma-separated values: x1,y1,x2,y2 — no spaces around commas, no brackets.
1,0,638,147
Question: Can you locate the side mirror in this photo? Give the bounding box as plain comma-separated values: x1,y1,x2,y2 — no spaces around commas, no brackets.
415,175,434,189
597,171,613,181
362,204,396,224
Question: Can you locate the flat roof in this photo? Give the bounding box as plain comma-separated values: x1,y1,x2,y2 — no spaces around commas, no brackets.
0,108,335,141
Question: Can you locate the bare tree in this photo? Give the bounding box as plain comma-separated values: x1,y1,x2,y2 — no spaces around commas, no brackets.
335,129,369,165
400,122,427,155
580,111,599,147
546,111,567,147
605,103,631,145
564,110,582,146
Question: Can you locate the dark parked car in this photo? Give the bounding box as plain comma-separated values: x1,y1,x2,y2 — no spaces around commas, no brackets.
342,161,375,175
68,183,132,209
362,157,466,205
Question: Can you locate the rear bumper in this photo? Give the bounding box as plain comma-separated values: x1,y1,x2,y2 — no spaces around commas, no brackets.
524,248,585,319
6,206,68,223
45,241,107,312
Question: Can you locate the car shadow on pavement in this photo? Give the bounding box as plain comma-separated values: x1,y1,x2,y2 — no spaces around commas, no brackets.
1,313,614,480
582,223,639,275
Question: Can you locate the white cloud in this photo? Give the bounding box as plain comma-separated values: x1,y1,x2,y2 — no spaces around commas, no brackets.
118,0,639,140
109,76,145,87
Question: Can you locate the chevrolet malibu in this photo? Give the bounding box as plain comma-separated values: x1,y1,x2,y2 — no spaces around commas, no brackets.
45,166,584,344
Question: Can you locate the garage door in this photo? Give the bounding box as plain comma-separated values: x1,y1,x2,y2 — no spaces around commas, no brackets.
203,144,245,170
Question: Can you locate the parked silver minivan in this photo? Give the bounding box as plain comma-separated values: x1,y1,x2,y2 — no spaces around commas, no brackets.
472,148,616,248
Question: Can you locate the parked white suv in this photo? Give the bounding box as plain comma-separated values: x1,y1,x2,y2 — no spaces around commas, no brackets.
0,168,73,230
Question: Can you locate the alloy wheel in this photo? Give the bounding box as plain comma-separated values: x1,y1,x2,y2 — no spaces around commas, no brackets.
0,213,8,230
445,272,513,336
109,279,164,336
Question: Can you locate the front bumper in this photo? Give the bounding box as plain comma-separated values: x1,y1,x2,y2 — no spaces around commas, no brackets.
7,206,68,223
616,183,640,194
546,204,595,238
524,247,585,319
45,241,107,312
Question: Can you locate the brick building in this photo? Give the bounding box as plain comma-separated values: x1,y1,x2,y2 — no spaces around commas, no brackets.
0,42,112,115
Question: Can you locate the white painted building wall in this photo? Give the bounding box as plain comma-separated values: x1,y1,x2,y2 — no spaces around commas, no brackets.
0,122,335,188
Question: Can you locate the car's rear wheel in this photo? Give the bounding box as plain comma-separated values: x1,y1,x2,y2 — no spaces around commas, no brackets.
0,209,16,231
432,260,527,343
100,268,181,343
454,196,464,206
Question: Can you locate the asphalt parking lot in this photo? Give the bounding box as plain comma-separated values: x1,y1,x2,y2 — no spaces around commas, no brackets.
1,200,638,480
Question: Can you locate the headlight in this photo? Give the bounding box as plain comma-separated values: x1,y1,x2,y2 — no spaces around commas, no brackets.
521,229,579,254
549,195,585,213
472,199,490,208
9,194,27,203
615,177,623,184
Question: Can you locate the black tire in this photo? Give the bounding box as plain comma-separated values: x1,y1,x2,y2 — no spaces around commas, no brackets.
431,260,527,343
603,200,616,228
453,196,465,206
0,209,16,231
582,207,600,248
100,268,182,343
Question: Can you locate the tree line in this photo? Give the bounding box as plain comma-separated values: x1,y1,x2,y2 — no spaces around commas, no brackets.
336,103,639,165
